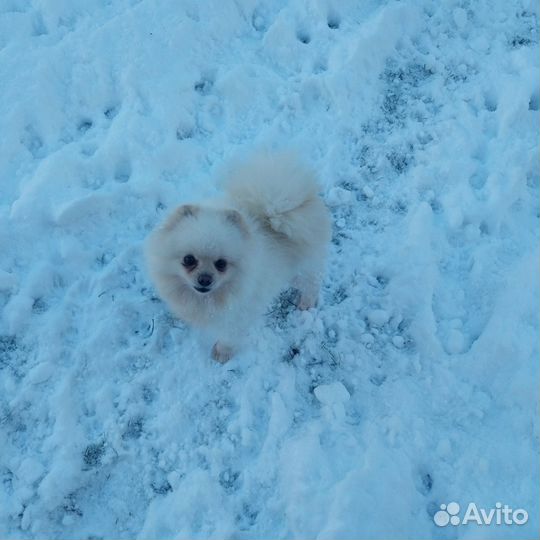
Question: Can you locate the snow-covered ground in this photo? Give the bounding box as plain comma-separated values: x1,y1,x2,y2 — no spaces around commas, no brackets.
0,0,538,538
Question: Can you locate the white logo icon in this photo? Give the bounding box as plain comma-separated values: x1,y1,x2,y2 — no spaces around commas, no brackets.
434,502,460,526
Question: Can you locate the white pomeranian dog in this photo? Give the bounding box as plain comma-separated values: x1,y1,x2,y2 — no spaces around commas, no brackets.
145,152,332,362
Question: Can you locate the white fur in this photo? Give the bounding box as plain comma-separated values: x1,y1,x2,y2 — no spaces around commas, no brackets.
145,152,332,362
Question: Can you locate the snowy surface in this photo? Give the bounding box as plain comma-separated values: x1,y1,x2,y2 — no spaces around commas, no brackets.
0,0,539,538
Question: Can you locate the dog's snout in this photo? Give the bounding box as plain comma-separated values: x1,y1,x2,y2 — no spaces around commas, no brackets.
197,273,213,287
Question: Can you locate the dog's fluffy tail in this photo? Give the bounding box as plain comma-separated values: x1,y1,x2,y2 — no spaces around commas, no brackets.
224,152,331,247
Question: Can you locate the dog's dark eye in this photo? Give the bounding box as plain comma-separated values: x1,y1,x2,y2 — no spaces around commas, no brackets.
214,259,227,272
183,254,197,267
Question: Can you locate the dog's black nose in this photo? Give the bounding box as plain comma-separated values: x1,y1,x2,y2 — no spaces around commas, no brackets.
197,273,213,287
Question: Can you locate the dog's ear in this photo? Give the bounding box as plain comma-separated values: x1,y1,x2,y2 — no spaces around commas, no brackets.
162,204,198,230
224,209,249,236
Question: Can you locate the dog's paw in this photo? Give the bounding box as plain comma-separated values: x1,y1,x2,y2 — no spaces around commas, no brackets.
297,292,318,310
211,342,235,363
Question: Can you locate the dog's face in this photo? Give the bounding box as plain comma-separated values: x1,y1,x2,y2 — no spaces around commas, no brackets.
156,204,250,298
179,251,229,294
